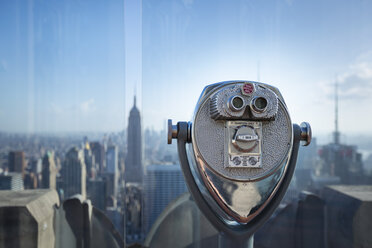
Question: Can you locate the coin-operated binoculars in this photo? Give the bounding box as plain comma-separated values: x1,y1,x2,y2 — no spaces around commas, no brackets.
168,81,312,248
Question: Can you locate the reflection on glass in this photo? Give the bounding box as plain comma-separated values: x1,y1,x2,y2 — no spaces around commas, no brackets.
0,0,372,247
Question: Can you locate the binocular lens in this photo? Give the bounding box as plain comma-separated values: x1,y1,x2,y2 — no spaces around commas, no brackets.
252,97,268,112
230,96,244,111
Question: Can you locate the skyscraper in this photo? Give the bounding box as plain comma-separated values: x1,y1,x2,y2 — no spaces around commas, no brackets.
41,151,57,190
143,164,187,234
106,145,118,174
0,173,24,191
125,183,143,244
23,172,38,189
87,179,107,211
105,145,119,197
62,147,86,199
90,142,105,174
8,151,26,178
84,142,96,179
125,96,143,184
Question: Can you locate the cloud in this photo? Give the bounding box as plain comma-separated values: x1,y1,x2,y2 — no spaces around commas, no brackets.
49,98,96,115
321,52,372,101
79,98,96,114
337,74,372,100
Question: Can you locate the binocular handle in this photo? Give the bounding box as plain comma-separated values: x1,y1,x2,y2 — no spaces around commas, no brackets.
175,121,302,240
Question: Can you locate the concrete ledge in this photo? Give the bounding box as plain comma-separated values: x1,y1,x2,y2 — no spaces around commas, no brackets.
0,189,60,248
322,185,372,248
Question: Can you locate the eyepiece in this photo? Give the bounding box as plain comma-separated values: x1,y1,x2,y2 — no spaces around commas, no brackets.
228,95,245,111
251,97,267,113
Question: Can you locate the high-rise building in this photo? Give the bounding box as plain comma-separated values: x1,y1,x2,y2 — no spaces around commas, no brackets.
125,183,143,244
62,147,86,199
143,164,187,234
84,142,96,179
106,208,124,240
105,145,119,197
87,179,107,211
106,145,118,174
0,173,24,191
90,142,105,174
124,96,144,244
125,96,143,184
41,151,57,190
29,158,42,174
8,151,26,178
24,172,38,189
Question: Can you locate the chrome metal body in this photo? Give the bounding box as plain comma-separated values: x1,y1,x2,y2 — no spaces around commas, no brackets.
167,80,312,245
189,81,293,224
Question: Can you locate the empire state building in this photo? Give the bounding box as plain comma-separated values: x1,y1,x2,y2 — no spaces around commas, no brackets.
125,96,143,183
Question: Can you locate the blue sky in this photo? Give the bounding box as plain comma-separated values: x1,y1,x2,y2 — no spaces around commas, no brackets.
1,0,372,140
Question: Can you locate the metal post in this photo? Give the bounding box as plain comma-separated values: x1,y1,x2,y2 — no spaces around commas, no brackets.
218,233,254,248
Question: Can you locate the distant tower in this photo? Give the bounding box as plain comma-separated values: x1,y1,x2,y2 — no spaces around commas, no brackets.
62,147,86,199
316,80,364,184
41,151,57,190
8,151,26,178
333,81,340,145
125,96,143,183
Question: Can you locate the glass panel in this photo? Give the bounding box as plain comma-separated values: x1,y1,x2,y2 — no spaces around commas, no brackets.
0,0,371,247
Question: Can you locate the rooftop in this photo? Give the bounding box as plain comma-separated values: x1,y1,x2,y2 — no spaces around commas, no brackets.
0,189,59,207
327,185,372,201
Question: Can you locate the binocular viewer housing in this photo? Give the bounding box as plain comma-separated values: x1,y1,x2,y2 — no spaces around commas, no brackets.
168,81,311,239
210,82,278,121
